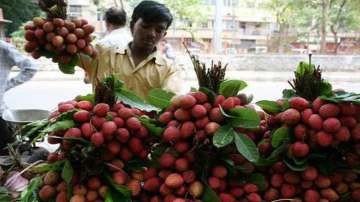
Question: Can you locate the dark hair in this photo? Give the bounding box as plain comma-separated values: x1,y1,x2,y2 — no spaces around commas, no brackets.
130,1,173,29
104,7,127,27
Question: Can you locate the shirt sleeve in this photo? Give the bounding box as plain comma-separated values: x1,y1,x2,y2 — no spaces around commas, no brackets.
4,43,38,91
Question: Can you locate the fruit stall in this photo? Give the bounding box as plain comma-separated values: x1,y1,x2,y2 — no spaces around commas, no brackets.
1,1,360,202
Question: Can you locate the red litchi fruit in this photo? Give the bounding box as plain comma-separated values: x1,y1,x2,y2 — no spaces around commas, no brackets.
102,121,117,137
246,193,262,202
182,170,196,183
128,137,143,154
192,92,208,103
302,166,318,181
179,95,196,109
319,104,340,118
289,97,309,111
143,177,161,192
320,188,339,201
280,184,296,198
174,108,191,121
302,108,314,124
351,124,360,141
284,172,301,184
308,114,323,130
191,104,207,118
222,97,235,110
180,121,195,138
93,103,110,117
291,142,309,158
335,127,351,142
315,176,332,188
160,153,176,168
271,174,284,188
312,97,325,112
116,128,130,143
189,181,204,198
294,124,307,140
214,95,225,107
264,188,279,201
340,103,356,116
163,126,181,142
340,116,357,128
244,183,258,194
91,132,104,147
304,189,321,202
113,171,128,185
175,141,190,153
281,108,301,125
212,166,227,179
165,173,184,188
159,112,173,124
76,100,93,111
195,117,210,129
208,177,221,190
205,122,220,135
209,107,225,123
118,108,134,119
316,131,333,147
323,118,341,133
219,193,236,202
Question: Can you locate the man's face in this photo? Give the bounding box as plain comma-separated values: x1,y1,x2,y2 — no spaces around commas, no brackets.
131,18,167,50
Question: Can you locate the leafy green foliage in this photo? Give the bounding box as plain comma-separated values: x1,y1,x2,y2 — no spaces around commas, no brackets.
256,100,282,114
234,133,260,163
146,88,175,109
201,184,221,202
213,125,235,148
228,108,260,129
219,80,248,97
271,127,290,148
20,176,42,202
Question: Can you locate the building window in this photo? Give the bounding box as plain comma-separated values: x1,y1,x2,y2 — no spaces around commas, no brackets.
224,20,236,30
223,0,238,7
201,21,208,29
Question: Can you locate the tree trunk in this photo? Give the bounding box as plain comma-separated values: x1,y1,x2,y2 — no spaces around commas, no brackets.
320,0,330,54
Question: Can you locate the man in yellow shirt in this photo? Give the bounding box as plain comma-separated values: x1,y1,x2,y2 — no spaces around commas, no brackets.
80,1,182,98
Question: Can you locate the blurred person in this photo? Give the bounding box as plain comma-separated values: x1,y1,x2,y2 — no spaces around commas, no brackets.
84,7,131,83
160,39,175,61
98,7,132,49
0,40,38,151
80,1,183,97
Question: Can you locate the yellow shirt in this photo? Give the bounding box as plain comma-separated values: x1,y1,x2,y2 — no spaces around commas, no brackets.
79,44,182,98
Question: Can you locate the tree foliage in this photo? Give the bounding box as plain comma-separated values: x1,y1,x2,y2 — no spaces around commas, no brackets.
0,0,42,37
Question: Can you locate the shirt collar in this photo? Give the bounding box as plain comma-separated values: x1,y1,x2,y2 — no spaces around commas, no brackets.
115,43,166,66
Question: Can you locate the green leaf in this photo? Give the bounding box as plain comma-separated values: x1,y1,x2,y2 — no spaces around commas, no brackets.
0,187,11,201
20,176,42,202
319,82,333,96
256,100,282,114
58,55,79,74
139,116,164,137
271,127,290,148
284,157,308,172
105,187,132,202
105,173,132,197
31,161,65,173
61,160,74,184
234,133,260,163
202,184,220,202
229,108,260,129
43,120,75,133
219,80,247,97
213,125,235,148
75,94,95,103
20,119,49,141
116,89,159,112
282,89,296,99
146,88,175,109
255,143,287,167
246,173,266,192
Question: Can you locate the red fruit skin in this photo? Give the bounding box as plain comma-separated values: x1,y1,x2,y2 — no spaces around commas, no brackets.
126,117,142,130
316,131,333,147
212,166,228,179
91,132,104,147
319,103,340,118
281,109,301,125
112,171,128,185
159,111,173,124
308,114,323,130
230,187,244,198
280,184,296,198
304,189,321,202
179,95,197,109
163,126,181,142
118,108,134,119
246,193,262,202
340,116,357,128
192,91,208,103
209,107,224,123
302,166,318,181
284,172,301,184
64,128,82,138
271,174,284,188
80,123,94,139
205,122,220,135
214,95,225,107
191,104,207,118
107,141,121,155
340,103,357,116
182,170,196,183
175,141,190,153
180,121,196,138
219,193,236,202
58,103,75,113
165,173,184,188
301,109,314,124
312,97,326,112
116,128,130,143
113,117,124,127
102,121,117,139
175,158,189,172
243,183,258,194
87,177,101,189
208,177,221,190
294,124,307,140
76,100,93,111
221,97,235,110
159,153,176,168
264,188,279,201
195,116,210,129
289,97,309,111
174,108,191,121
323,118,341,133
142,167,157,180
143,177,161,192
352,124,360,141
352,189,360,201
128,137,143,154
335,127,351,142
315,176,332,188
93,103,110,117
291,142,310,158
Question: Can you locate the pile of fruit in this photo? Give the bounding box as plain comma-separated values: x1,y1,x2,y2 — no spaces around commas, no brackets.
23,0,96,74
20,59,360,202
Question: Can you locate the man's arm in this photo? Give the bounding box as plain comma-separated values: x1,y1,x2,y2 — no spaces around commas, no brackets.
4,43,38,91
